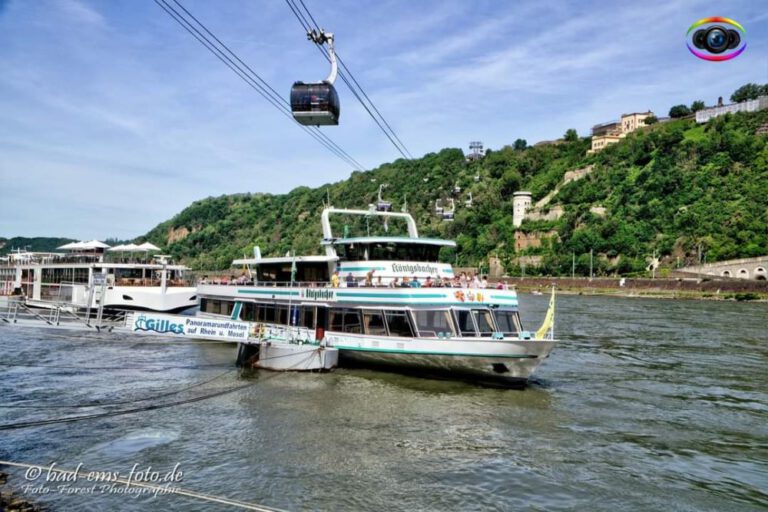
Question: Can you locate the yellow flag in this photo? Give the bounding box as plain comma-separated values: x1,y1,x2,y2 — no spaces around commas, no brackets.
535,287,556,340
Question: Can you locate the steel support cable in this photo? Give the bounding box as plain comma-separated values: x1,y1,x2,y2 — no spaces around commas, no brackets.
288,0,413,159
154,0,364,170
296,0,412,158
286,0,406,158
156,0,359,169
336,53,413,158
167,0,365,170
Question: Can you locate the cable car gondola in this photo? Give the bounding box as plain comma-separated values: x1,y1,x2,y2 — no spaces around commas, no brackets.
291,29,340,126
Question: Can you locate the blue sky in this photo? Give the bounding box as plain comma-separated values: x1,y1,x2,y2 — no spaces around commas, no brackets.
1,0,766,240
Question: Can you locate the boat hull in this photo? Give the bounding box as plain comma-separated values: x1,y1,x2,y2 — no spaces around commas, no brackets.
326,335,555,386
242,342,338,371
25,286,198,313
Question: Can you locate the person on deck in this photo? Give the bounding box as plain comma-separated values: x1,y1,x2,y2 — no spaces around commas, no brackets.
331,271,340,288
410,276,422,288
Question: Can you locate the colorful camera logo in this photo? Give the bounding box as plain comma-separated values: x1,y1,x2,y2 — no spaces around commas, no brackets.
687,17,746,61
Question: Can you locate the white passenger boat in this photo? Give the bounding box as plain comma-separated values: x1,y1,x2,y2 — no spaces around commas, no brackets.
197,208,556,386
0,242,198,313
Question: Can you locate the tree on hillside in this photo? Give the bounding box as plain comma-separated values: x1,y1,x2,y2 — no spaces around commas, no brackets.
669,104,691,118
690,100,705,112
513,138,527,151
730,83,766,103
643,115,658,125
564,129,578,142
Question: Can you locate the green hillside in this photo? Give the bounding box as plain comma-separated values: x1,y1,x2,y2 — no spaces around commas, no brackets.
0,237,77,255
141,109,768,275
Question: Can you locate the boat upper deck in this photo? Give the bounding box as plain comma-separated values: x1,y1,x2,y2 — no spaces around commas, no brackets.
197,282,519,309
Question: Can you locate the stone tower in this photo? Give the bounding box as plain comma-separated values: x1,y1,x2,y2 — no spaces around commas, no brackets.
512,191,532,227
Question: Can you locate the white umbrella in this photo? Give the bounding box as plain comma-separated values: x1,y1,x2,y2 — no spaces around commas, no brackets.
57,241,83,250
137,242,161,251
80,240,110,250
108,244,131,251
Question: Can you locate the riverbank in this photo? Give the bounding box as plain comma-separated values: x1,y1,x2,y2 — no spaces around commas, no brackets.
502,276,768,301
0,472,46,512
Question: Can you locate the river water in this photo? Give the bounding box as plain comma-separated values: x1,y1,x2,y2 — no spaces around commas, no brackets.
0,294,766,511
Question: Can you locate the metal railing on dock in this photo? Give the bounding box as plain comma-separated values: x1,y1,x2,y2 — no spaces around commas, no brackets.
0,297,129,330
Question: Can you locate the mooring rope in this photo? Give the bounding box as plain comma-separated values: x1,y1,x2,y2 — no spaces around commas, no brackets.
0,348,323,430
0,460,289,512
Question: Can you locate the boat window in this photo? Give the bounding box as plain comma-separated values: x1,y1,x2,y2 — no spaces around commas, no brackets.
412,310,455,337
215,300,233,316
454,310,477,336
362,310,387,336
384,311,414,338
202,298,218,314
343,309,362,333
286,306,314,327
256,262,330,283
277,306,288,325
330,308,344,331
493,310,520,336
472,310,496,337
241,302,257,321
338,242,442,263
258,304,277,322
301,306,315,329
40,267,90,284
329,308,362,333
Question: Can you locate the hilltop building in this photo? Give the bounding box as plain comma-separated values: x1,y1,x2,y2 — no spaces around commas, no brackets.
587,111,654,154
695,96,768,123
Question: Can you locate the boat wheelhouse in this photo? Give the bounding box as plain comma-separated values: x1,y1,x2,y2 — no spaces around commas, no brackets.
196,208,556,385
0,245,197,313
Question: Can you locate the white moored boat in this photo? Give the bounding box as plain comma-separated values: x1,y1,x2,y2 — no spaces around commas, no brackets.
197,208,556,386
0,241,198,313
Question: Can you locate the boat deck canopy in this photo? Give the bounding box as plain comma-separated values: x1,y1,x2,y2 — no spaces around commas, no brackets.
232,255,338,266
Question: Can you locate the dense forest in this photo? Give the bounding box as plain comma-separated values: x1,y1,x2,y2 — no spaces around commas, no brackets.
139,107,768,276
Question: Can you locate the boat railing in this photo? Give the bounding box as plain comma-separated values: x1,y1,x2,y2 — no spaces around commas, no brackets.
114,278,192,287
198,277,510,290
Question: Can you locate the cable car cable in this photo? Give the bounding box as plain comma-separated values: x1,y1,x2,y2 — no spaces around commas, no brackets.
286,0,402,155
288,0,413,160
157,0,361,169
163,0,363,168
337,54,413,158
155,0,364,170
297,0,412,157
